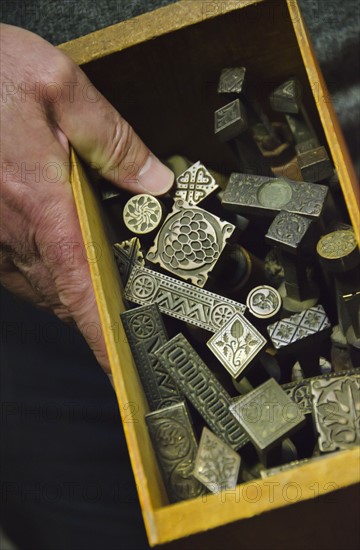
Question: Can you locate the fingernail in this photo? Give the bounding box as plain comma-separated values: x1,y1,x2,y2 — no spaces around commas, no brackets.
138,154,174,195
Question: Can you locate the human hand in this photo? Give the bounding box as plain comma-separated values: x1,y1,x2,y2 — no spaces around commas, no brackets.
0,24,174,372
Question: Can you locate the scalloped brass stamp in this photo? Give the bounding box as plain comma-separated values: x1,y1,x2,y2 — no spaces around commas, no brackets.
207,313,267,378
229,378,306,451
193,427,241,493
154,334,249,450
124,264,246,332
123,194,162,234
121,304,181,410
174,161,219,206
146,200,235,287
222,173,328,219
145,401,205,502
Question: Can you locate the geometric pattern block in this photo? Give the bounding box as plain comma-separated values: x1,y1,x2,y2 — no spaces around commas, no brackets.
246,285,282,319
214,99,248,142
146,200,235,288
192,427,241,493
267,304,331,350
113,237,145,286
229,378,306,451
218,67,246,94
121,304,182,411
124,264,246,332
145,401,206,502
221,173,328,219
310,374,360,452
154,333,249,450
265,210,313,254
207,312,267,378
123,194,162,234
174,161,219,206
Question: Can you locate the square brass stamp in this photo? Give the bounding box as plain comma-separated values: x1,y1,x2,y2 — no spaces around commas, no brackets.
175,161,219,206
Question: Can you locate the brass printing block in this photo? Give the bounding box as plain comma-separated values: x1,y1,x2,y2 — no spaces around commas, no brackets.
297,146,333,182
154,333,249,450
214,99,248,142
123,194,163,234
310,373,360,452
317,229,360,273
265,210,314,254
174,161,219,206
146,200,235,287
218,67,246,95
206,312,267,378
113,237,145,285
229,378,306,452
121,304,181,410
246,285,282,319
221,173,328,219
267,305,331,351
145,402,205,502
192,427,241,493
124,264,246,332
269,78,302,114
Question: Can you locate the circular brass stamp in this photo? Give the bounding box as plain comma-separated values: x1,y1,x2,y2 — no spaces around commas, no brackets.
317,229,359,272
246,285,282,319
257,178,293,209
123,194,162,234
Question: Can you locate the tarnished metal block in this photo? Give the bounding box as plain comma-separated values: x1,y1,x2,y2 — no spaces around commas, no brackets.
121,304,181,410
113,237,145,285
246,285,282,319
221,173,328,219
229,378,306,451
214,99,248,142
207,313,267,378
174,161,219,206
123,194,163,234
267,305,331,350
297,146,333,182
265,210,313,254
125,264,246,332
145,402,205,502
270,79,302,113
317,229,360,273
285,113,315,146
154,333,249,450
193,427,241,493
218,67,246,94
147,200,235,287
310,373,360,452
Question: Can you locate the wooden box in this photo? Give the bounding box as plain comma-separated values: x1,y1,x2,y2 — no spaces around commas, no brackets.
59,1,359,546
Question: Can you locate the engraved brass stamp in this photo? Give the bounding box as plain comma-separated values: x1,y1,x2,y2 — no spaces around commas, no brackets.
147,200,235,287
154,333,249,450
207,313,267,378
145,401,205,502
121,304,182,410
270,79,302,113
246,285,282,319
218,67,246,94
193,427,241,493
221,173,328,219
317,229,359,273
123,194,162,234
113,237,145,285
174,161,219,206
267,305,331,350
265,210,313,253
310,373,360,452
125,264,246,332
214,99,248,142
229,378,306,451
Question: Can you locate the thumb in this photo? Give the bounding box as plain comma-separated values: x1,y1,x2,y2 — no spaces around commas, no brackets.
56,58,174,195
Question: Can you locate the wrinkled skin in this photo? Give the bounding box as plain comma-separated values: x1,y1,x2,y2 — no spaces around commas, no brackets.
0,24,174,372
